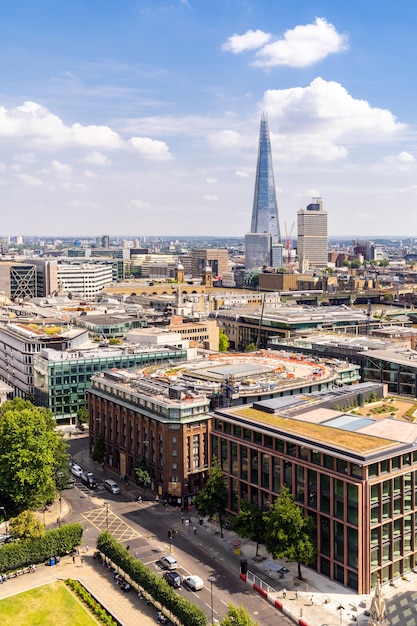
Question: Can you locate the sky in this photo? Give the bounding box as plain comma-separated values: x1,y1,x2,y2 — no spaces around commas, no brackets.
1,0,417,239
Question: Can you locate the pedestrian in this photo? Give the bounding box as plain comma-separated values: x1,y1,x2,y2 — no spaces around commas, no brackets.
181,516,184,524
126,545,130,551
193,526,197,535
310,595,314,605
155,494,159,502
295,590,298,600
86,545,89,552
31,564,36,573
126,481,129,490
135,551,139,559
81,557,85,567
282,587,287,599
72,555,76,564
268,569,272,577
137,495,142,503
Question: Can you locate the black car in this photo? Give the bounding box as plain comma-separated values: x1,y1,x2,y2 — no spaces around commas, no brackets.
81,472,98,489
163,571,181,588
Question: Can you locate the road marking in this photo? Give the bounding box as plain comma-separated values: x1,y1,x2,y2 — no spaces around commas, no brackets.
82,507,141,541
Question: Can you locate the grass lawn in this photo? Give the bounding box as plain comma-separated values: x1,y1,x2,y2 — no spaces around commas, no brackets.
0,580,98,626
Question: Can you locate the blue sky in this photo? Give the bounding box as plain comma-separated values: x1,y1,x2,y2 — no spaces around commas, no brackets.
1,0,417,238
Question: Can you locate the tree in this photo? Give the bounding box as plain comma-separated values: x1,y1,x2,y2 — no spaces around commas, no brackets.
133,461,151,495
91,431,106,464
221,604,258,626
9,510,45,540
219,329,229,353
0,399,70,514
77,405,89,426
244,342,257,352
194,458,228,538
379,258,390,266
233,500,266,557
263,486,316,580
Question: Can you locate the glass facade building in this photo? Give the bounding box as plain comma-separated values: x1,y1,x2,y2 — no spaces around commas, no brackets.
249,113,281,256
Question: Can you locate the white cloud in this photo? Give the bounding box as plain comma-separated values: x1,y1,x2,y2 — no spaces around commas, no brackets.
16,173,43,186
221,29,272,54
0,102,173,162
235,170,250,178
205,177,219,184
82,151,111,166
398,151,415,163
51,160,71,176
14,153,37,164
207,129,243,151
129,137,173,160
222,18,348,68
202,194,219,202
129,199,153,210
399,184,417,195
261,78,404,162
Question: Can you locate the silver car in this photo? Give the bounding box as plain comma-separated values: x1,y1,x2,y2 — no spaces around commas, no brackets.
159,555,178,570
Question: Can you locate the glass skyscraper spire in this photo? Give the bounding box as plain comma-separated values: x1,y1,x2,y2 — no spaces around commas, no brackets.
250,113,281,245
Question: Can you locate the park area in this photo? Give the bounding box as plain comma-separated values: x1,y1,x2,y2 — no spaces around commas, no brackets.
0,580,97,626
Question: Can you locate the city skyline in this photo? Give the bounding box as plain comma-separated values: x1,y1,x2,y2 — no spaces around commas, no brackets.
0,1,417,238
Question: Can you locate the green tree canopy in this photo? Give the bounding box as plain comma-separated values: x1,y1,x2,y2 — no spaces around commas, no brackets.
91,431,106,463
133,461,151,494
233,499,266,557
263,486,316,579
9,510,45,540
219,329,229,352
194,457,228,538
244,342,257,352
76,405,88,425
0,398,69,514
221,604,258,626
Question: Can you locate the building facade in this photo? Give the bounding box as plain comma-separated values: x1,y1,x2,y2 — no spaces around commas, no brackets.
89,370,211,506
210,383,417,594
249,113,281,246
297,199,328,269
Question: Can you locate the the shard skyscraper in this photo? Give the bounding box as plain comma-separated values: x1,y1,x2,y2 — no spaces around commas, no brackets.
250,113,281,244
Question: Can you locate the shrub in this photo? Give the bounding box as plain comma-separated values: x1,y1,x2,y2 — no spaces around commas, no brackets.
97,531,207,626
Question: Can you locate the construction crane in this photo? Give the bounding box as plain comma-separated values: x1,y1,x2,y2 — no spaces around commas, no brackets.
284,221,295,264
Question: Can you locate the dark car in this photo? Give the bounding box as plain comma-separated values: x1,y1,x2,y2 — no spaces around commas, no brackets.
81,472,98,489
163,571,181,588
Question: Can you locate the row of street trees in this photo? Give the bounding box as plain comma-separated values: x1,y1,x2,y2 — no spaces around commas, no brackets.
194,459,316,579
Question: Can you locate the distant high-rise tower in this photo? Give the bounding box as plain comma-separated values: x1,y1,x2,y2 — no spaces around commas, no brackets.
297,198,328,269
250,113,281,246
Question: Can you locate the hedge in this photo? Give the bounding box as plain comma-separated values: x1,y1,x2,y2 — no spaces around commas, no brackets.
97,531,207,626
0,522,83,573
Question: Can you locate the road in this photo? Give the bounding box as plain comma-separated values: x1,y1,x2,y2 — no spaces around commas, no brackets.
65,438,293,625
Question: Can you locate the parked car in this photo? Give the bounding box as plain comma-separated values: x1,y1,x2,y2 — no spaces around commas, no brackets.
159,555,178,570
183,575,204,591
70,463,83,477
0,534,12,545
163,571,181,588
81,472,97,489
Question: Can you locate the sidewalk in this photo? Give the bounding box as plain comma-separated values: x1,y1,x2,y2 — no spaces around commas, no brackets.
0,553,157,626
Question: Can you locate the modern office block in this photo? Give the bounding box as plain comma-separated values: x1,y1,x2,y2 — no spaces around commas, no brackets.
297,199,328,268
211,386,417,594
244,232,272,270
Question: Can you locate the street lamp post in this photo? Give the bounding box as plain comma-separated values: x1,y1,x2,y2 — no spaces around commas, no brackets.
207,575,216,625
337,604,345,626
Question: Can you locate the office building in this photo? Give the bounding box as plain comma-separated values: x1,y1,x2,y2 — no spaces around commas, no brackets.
191,249,228,280
211,382,417,594
250,113,281,246
297,199,328,269
244,233,272,270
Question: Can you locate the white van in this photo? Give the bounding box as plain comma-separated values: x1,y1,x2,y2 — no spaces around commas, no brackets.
104,479,120,494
